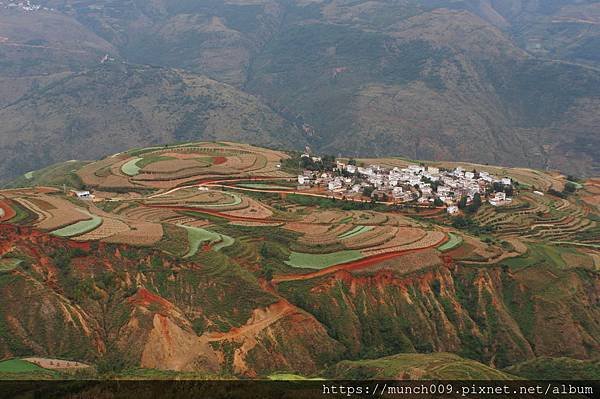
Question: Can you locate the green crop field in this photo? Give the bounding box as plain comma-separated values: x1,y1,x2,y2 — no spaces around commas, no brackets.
501,243,571,270
180,226,234,258
121,157,143,176
338,225,373,239
438,233,463,252
51,210,102,237
135,155,176,169
285,250,364,269
0,359,50,373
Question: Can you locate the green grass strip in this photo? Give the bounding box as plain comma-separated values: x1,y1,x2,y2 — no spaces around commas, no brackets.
51,210,102,237
338,225,373,239
438,232,463,252
339,216,353,224
0,359,49,373
285,250,364,270
121,157,143,176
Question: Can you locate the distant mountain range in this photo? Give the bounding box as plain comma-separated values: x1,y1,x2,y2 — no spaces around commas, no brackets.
0,0,599,182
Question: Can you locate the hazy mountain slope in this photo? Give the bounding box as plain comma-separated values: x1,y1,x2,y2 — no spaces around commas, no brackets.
0,63,304,183
469,0,600,67
247,7,600,175
0,7,116,106
36,0,284,86
1,1,599,176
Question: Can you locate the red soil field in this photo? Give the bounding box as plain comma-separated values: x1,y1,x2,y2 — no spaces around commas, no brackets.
272,233,448,283
0,200,16,222
212,156,227,165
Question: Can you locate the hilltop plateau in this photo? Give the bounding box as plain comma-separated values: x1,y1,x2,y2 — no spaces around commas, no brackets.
0,141,598,380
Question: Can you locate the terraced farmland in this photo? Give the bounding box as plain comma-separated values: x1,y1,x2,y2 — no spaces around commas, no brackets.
51,210,102,238
121,157,143,176
181,226,234,258
473,192,596,243
286,250,365,270
338,225,373,239
75,142,291,191
1,141,598,381
438,233,463,252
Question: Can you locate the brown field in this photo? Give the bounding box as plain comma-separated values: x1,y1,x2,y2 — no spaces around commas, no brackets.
121,206,179,222
174,218,211,228
146,190,231,206
159,151,210,160
12,196,91,231
141,159,205,174
303,210,349,224
298,224,353,246
132,166,211,181
73,217,130,241
222,199,273,219
561,251,595,269
78,156,135,188
581,180,600,209
362,231,446,256
283,222,331,234
28,198,56,211
352,211,388,225
342,226,398,249
103,221,163,246
446,235,502,261
358,248,443,275
362,227,426,249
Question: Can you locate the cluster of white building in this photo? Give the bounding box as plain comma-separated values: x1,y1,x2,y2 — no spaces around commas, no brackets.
298,161,513,212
